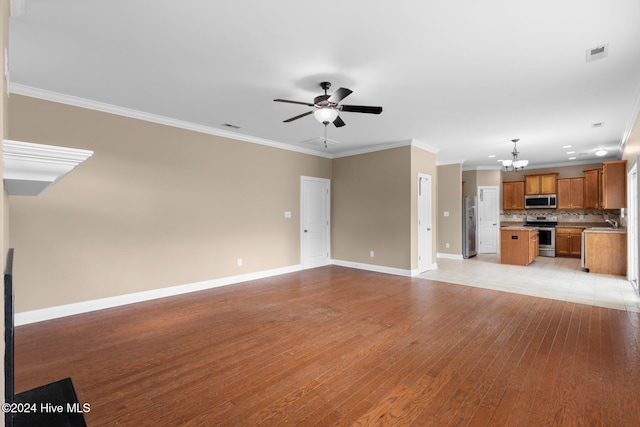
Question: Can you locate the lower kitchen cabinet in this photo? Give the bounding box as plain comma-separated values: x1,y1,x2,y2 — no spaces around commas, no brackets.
556,227,584,257
500,228,538,266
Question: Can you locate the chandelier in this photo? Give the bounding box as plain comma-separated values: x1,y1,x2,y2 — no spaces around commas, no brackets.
502,139,528,172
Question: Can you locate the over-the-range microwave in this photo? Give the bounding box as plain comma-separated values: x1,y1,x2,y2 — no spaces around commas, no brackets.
525,194,557,209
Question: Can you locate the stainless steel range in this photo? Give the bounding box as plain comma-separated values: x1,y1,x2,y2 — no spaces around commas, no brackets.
524,215,558,257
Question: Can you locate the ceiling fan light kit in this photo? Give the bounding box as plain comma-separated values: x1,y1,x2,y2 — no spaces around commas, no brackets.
274,81,383,132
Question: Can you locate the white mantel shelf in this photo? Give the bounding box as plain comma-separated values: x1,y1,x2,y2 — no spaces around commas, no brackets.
3,140,94,196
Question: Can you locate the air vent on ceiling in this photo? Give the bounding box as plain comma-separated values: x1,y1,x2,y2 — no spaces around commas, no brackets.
586,44,608,62
222,123,241,129
592,122,604,128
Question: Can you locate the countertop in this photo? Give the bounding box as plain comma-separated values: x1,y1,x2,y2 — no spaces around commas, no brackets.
500,222,624,232
583,227,626,234
501,226,535,231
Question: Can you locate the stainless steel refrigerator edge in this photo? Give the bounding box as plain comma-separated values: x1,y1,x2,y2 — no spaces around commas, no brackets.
462,196,477,258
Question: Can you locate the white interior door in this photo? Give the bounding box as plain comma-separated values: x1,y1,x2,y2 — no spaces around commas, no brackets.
478,186,499,254
418,174,433,272
301,176,330,269
627,161,639,293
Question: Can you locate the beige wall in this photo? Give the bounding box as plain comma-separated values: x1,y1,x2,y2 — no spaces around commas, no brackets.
8,95,331,312
410,146,438,269
332,146,412,269
437,164,462,255
462,169,501,197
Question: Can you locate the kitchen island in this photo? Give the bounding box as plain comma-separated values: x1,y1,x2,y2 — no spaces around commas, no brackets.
500,226,539,266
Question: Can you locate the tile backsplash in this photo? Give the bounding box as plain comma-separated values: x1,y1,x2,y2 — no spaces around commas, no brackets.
500,209,623,226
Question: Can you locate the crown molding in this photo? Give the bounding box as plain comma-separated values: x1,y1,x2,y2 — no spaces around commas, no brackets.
3,139,94,195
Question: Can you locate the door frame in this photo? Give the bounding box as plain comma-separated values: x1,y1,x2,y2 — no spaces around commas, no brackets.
300,176,331,269
477,185,500,254
627,159,639,294
417,173,433,273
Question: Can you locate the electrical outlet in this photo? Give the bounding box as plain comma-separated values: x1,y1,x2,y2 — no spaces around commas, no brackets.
444,211,449,217
237,258,243,266
370,251,375,258
446,243,450,248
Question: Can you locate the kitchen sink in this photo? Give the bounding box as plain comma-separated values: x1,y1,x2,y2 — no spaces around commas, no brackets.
587,227,623,231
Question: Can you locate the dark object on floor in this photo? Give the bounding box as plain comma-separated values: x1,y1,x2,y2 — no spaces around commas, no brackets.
12,377,87,427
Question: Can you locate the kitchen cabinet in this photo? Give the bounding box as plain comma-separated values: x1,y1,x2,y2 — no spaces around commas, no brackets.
500,227,538,266
525,173,558,195
556,227,584,257
602,160,627,209
583,168,602,209
583,229,626,275
557,177,584,209
503,181,525,210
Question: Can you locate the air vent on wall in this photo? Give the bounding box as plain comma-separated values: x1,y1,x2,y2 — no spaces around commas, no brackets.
222,123,241,129
586,44,608,62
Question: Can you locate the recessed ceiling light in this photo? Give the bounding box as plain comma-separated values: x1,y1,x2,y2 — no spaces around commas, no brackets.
562,145,572,148
566,151,575,154
488,154,496,158
595,149,608,156
569,157,577,160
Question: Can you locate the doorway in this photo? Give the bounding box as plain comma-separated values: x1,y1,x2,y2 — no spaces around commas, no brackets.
300,176,331,269
477,186,499,253
418,174,433,273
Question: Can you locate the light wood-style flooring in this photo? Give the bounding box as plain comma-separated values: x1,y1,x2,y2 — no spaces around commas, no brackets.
14,266,640,426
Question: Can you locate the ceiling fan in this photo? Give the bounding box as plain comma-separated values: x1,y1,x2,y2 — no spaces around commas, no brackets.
274,81,383,128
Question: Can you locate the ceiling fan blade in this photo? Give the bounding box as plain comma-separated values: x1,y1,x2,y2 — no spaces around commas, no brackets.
328,87,353,104
333,116,346,128
283,110,313,123
274,98,315,107
340,105,383,114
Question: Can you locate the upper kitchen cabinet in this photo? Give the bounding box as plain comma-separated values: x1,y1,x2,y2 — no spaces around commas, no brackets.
503,181,525,210
557,177,584,209
583,168,603,209
602,160,627,209
525,173,558,195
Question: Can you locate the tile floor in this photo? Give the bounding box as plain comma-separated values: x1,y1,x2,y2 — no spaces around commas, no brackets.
419,254,640,312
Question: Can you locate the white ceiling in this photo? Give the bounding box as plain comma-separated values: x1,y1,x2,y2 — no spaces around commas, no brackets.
7,0,640,168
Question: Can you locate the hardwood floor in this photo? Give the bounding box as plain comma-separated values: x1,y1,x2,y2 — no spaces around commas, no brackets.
14,266,640,426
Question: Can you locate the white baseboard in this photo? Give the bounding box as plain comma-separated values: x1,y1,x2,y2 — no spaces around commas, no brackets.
437,253,464,260
331,259,414,277
15,264,303,326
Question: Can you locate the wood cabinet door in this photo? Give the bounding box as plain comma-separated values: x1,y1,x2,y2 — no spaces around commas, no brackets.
555,230,570,255
583,169,602,209
570,177,584,209
525,176,539,195
557,179,571,209
540,174,557,194
513,181,525,209
557,178,584,209
569,231,583,256
503,181,525,210
603,160,627,209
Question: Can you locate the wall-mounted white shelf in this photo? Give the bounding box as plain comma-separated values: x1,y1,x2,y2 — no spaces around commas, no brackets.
3,140,94,196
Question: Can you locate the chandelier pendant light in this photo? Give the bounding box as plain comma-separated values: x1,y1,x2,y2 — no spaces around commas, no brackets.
502,139,528,172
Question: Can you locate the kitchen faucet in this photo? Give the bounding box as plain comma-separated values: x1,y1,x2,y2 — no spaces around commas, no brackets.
604,214,619,229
